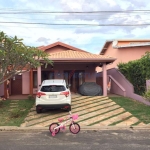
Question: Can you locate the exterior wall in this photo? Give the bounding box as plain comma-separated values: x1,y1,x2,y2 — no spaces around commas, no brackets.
22,72,30,94
105,43,150,69
97,42,150,72
110,78,125,96
42,63,96,82
0,83,4,96
106,68,134,96
146,80,150,91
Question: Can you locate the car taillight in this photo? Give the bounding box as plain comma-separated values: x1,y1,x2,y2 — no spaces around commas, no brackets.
36,92,46,98
60,91,69,97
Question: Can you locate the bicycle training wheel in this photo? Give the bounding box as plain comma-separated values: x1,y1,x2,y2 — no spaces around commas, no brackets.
49,123,60,134
69,123,80,134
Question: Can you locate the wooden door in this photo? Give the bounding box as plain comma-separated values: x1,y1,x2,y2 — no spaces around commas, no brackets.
64,71,74,92
64,70,85,93
11,75,22,95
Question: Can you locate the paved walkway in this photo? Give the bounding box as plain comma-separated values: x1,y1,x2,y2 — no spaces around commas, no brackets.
20,95,145,127
9,100,19,111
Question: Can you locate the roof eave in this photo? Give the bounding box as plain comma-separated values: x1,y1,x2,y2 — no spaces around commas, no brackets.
115,39,150,42
41,58,116,63
99,40,113,55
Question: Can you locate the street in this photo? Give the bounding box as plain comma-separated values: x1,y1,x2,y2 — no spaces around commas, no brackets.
0,129,150,150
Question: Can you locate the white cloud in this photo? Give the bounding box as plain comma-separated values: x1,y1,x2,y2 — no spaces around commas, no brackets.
131,26,150,37
61,1,82,10
0,0,150,53
105,0,116,6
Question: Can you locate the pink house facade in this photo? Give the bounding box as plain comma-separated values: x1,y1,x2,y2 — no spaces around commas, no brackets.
0,42,116,98
97,39,150,71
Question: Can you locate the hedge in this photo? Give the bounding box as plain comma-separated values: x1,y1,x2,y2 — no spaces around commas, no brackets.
118,52,150,95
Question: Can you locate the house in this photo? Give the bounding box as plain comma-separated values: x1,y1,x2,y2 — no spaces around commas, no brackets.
0,41,116,98
97,39,150,71
96,39,150,106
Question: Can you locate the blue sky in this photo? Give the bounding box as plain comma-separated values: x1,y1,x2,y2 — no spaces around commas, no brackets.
0,0,150,54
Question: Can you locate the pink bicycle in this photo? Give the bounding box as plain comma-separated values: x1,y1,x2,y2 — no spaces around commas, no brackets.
49,112,80,136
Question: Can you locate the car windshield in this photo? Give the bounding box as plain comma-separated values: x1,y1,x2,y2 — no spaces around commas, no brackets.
41,85,66,92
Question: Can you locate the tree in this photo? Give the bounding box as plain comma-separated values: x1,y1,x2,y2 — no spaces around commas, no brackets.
0,31,52,84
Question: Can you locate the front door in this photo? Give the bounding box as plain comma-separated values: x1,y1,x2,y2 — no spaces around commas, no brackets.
11,75,22,95
64,70,85,93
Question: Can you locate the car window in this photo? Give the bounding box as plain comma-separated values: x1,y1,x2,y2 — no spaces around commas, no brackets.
41,85,66,92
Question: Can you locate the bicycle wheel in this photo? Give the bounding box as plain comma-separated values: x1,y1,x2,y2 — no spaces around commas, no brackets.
69,123,80,134
49,123,60,134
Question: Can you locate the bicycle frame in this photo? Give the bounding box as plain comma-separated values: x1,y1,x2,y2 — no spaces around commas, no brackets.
49,111,80,136
53,112,75,131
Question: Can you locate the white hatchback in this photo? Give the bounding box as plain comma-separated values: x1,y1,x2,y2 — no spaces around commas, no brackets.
35,79,71,113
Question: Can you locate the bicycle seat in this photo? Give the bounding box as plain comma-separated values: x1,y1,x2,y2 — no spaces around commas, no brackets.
72,114,78,120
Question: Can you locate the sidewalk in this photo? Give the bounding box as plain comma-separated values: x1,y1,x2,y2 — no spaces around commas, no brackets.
0,125,150,131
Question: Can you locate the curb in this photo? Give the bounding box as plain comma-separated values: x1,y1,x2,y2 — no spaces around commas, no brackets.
0,125,150,131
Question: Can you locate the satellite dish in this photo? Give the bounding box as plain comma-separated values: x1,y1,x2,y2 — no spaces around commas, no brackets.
112,40,118,48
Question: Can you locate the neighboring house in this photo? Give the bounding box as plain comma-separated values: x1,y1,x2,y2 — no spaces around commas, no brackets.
96,39,150,105
0,41,116,98
97,39,150,72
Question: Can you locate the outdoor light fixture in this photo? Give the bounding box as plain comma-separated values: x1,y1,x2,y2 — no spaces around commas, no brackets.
86,65,89,69
99,63,103,67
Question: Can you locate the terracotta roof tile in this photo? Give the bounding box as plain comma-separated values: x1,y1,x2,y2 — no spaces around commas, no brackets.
48,50,113,59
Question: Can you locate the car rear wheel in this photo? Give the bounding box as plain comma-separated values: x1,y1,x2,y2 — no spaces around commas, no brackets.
36,107,42,114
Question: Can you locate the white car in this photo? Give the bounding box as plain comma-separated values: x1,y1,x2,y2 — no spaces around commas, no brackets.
35,79,71,113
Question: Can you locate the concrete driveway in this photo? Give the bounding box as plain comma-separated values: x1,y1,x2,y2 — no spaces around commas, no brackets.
21,95,145,127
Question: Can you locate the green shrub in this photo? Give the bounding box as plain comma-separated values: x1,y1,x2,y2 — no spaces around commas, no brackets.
28,95,35,100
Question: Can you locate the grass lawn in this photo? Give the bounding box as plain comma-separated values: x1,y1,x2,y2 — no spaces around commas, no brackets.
0,99,35,126
110,96,150,124
1,96,150,126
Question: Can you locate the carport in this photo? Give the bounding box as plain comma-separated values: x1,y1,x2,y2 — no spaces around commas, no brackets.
29,50,116,96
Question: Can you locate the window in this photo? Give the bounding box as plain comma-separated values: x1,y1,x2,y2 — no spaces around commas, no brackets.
79,71,85,85
42,71,54,81
41,85,66,92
